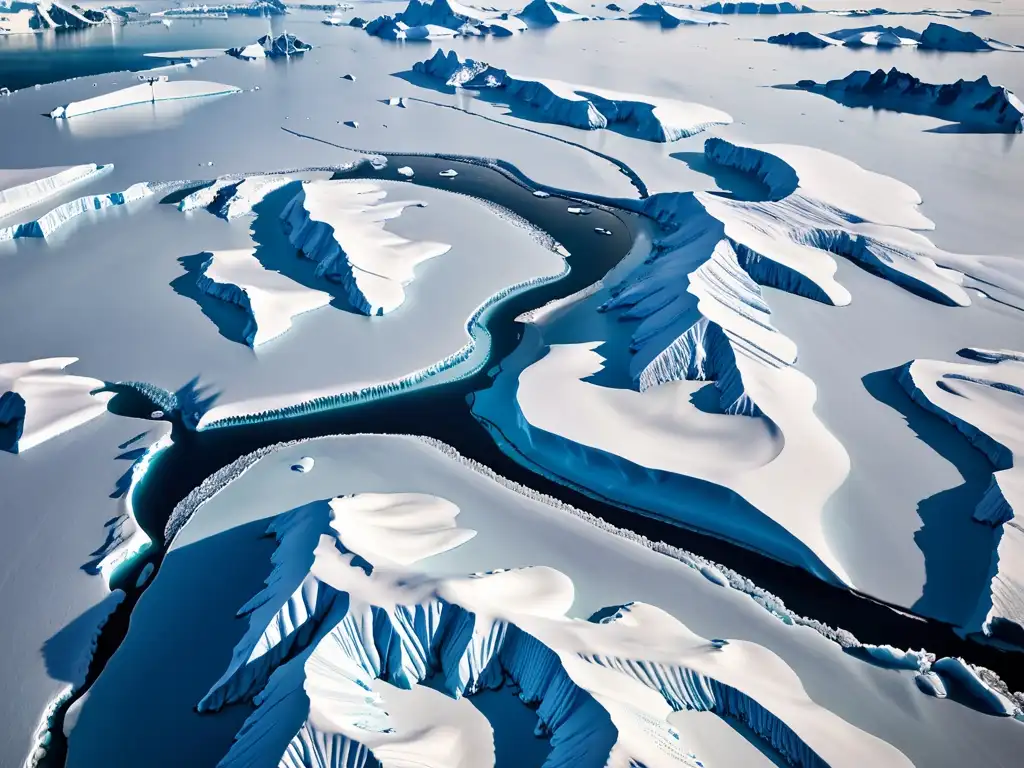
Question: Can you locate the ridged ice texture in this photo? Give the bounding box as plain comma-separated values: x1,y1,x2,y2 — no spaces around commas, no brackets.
279,180,451,316
0,182,152,241
0,163,110,221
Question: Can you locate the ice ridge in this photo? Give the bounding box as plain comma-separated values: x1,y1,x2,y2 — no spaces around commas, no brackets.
412,48,732,142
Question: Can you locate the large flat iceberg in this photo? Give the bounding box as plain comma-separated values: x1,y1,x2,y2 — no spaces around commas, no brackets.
0,163,110,221
413,49,732,142
49,78,241,119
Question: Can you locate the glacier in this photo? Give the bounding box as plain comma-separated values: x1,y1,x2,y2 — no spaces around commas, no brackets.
412,48,732,142
199,491,913,768
49,78,242,119
792,68,1024,133
279,180,452,317
0,181,152,241
767,22,1024,51
195,248,333,347
0,357,112,453
897,350,1024,648
0,163,111,221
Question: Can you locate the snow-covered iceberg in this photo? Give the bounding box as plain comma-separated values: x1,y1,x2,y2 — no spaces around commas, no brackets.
0,358,111,453
49,77,241,119
0,182,152,240
793,68,1024,133
516,0,587,25
412,48,732,141
767,22,1023,51
898,351,1024,647
201,491,912,768
227,32,311,59
195,248,332,347
0,163,110,221
280,180,452,316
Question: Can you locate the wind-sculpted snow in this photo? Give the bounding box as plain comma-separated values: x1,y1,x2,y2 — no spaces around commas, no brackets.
767,22,1023,51
0,358,111,453
195,249,332,347
412,49,732,142
0,182,152,241
49,78,241,119
201,492,912,768
280,180,452,316
0,163,110,220
898,351,1024,647
793,69,1024,133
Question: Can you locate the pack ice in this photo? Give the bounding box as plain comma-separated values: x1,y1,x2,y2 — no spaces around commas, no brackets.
49,78,241,119
197,491,913,768
793,69,1024,133
413,49,732,142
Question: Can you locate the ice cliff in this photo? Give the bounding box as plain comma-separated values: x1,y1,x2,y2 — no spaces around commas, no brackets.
0,163,110,221
898,351,1024,647
199,492,912,768
0,182,152,241
195,248,332,347
768,22,1023,51
794,68,1024,133
412,49,732,141
49,78,241,119
280,180,451,316
0,358,111,453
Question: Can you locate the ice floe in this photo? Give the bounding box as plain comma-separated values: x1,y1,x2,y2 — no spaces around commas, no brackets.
280,180,452,316
0,358,111,453
791,68,1024,133
49,77,241,119
413,48,732,141
195,248,333,347
898,350,1024,647
766,22,1023,51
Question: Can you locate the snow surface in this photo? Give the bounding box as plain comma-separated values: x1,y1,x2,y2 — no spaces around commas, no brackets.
0,358,111,453
196,248,333,347
767,22,1024,51
795,68,1024,133
898,350,1024,646
413,48,733,142
65,435,1024,768
50,79,241,119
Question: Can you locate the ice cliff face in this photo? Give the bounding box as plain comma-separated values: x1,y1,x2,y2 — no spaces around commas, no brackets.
413,49,732,142
795,68,1024,133
0,358,111,453
280,180,451,316
898,350,1024,648
195,248,332,347
200,492,912,768
0,182,152,241
0,163,110,221
700,1,815,13
178,174,294,219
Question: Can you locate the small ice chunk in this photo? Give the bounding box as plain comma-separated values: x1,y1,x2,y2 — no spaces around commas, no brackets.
292,456,315,473
136,562,155,588
369,156,388,170
439,169,459,178
710,638,729,649
150,410,164,419
341,73,356,81
397,166,415,177
594,227,612,236
532,190,551,198
567,206,590,215
383,96,407,107
344,120,359,128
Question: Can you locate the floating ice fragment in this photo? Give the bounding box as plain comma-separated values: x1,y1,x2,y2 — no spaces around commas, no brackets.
344,120,359,128
532,190,551,197
594,226,612,235
439,169,458,177
149,410,164,419
342,73,356,81
135,562,155,588
567,206,590,214
397,166,415,177
382,96,407,107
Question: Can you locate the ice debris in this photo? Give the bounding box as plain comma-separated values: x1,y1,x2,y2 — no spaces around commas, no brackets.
412,49,732,142
397,166,415,177
439,168,459,177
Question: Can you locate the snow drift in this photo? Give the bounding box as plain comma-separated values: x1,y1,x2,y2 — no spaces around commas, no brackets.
412,48,732,142
280,180,452,316
49,78,241,119
793,68,1024,133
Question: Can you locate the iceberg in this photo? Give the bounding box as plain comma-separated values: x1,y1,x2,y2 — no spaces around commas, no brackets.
49,78,241,119
279,180,452,316
153,0,286,17
227,32,311,59
0,163,110,221
195,248,333,347
700,1,815,13
0,182,152,241
0,1,101,34
0,358,112,453
767,22,1023,51
516,0,587,25
630,2,722,26
897,352,1024,646
793,68,1024,133
412,49,732,141
919,22,1024,51
178,174,294,219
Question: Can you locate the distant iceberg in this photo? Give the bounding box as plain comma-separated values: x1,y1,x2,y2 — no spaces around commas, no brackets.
153,0,286,17
767,22,1022,51
412,48,733,141
228,32,311,59
516,0,587,25
363,0,586,40
195,248,332,347
630,2,722,26
792,68,1024,133
0,358,112,453
49,77,241,119
700,1,815,13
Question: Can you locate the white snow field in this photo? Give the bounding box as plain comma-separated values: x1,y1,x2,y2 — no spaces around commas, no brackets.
899,349,1024,646
0,357,112,453
195,248,332,347
49,78,242,119
766,21,1024,50
64,435,1024,768
413,48,733,142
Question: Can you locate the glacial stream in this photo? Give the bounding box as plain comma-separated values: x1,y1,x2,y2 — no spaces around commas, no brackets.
41,154,1022,767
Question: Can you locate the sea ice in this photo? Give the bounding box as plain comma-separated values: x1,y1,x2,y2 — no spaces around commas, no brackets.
49,78,241,119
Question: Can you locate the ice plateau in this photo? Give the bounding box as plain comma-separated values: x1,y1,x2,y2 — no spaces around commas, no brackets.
412,48,732,142
49,78,241,119
0,357,111,453
792,69,1024,133
280,180,452,316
